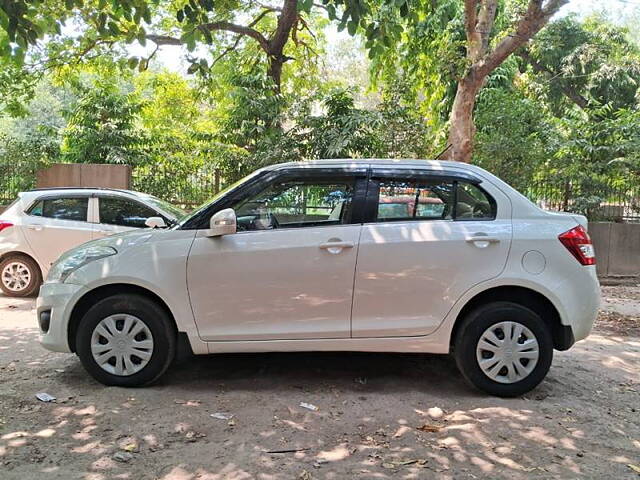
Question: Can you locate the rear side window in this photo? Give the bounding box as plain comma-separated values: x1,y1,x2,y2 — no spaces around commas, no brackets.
373,177,496,222
29,197,89,221
376,179,455,221
456,182,496,220
99,197,158,228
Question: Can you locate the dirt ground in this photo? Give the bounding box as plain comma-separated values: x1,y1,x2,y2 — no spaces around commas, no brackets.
0,286,639,480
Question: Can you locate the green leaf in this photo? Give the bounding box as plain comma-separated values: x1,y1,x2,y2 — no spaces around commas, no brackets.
347,20,357,36
127,57,139,69
177,9,184,22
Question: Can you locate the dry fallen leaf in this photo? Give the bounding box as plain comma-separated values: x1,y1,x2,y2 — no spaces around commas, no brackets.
299,470,312,480
628,464,640,475
417,424,442,433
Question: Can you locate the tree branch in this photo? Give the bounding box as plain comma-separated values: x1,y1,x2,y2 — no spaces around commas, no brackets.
199,21,270,51
475,0,569,77
518,49,588,109
464,0,481,60
147,19,271,53
146,34,182,46
476,0,498,56
269,0,298,55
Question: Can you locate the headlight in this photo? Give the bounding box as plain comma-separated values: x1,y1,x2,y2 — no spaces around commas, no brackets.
47,245,117,283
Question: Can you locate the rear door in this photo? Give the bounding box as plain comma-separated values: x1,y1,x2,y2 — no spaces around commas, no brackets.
351,168,512,337
93,195,164,238
22,195,94,267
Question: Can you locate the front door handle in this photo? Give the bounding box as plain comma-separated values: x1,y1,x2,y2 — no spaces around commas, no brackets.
319,240,354,254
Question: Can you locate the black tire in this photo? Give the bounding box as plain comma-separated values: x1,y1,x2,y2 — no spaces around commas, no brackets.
0,254,42,297
76,294,176,387
454,301,553,397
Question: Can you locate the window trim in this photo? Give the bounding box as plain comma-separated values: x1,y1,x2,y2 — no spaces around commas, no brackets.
96,194,167,228
25,195,91,223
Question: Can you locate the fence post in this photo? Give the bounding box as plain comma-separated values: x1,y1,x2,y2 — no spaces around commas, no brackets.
214,169,221,194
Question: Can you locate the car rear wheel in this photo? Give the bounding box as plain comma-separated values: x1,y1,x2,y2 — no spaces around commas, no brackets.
0,254,41,297
76,294,176,387
454,301,553,397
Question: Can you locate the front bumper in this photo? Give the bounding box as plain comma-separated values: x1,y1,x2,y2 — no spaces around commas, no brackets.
37,282,84,353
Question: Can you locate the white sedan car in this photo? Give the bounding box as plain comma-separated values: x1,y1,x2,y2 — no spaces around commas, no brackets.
37,160,600,396
0,188,185,296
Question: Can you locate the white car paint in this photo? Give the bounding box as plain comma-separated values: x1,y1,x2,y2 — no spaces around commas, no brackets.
36,160,600,388
0,188,185,293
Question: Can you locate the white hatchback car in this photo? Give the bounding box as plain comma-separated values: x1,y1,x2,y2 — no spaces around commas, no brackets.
37,160,600,396
0,188,185,297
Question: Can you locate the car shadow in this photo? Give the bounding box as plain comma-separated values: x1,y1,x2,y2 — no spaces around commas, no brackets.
156,350,473,396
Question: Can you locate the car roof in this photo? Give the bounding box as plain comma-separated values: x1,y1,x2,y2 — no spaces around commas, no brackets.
19,187,147,201
263,158,486,173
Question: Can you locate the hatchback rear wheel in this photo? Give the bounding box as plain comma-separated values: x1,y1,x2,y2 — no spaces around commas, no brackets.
454,301,553,397
76,294,176,387
0,254,41,297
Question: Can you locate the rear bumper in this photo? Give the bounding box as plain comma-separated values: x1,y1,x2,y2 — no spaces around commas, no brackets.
565,266,600,343
37,282,84,353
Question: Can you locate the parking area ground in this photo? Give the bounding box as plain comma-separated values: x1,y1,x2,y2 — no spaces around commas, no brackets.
1,286,639,479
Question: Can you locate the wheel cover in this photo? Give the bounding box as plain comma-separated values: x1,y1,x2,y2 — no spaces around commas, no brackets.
475,321,540,384
90,314,154,376
1,261,32,292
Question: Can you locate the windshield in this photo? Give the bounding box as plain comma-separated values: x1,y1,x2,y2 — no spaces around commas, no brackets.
140,195,188,222
175,169,265,228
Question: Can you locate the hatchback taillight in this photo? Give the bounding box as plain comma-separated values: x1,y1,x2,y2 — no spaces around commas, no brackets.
0,221,13,233
558,225,595,265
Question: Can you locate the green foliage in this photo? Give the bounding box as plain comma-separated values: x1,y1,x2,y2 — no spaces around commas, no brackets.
61,79,147,164
299,88,383,158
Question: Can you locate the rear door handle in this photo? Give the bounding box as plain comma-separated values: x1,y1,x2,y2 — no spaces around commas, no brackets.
319,241,354,253
466,236,500,244
27,224,44,231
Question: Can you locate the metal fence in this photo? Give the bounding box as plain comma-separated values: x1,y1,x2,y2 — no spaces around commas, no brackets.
525,180,640,222
0,160,46,205
2,160,640,222
131,164,222,209
0,160,223,210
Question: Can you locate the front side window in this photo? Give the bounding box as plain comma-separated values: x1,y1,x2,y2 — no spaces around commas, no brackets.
29,197,89,221
99,197,158,228
233,178,355,231
376,179,455,222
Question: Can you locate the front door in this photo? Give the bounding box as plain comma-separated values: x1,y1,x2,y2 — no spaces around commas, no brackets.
187,172,365,341
351,171,512,337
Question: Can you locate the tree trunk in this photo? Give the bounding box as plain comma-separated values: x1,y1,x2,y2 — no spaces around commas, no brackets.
442,75,483,163
267,56,284,93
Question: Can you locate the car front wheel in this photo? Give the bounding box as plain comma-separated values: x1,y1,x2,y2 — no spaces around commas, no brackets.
76,294,176,387
454,301,553,397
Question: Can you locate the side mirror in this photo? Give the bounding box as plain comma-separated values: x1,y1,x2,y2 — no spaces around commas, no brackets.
145,216,167,229
207,208,237,237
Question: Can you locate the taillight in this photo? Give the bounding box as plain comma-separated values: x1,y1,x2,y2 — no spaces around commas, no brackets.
0,221,13,233
558,225,595,265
